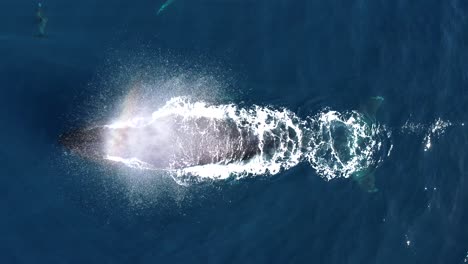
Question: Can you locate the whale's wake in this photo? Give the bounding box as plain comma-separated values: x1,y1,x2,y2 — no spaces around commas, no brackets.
101,97,391,183
401,118,455,151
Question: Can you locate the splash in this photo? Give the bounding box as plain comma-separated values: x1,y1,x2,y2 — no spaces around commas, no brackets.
102,96,391,184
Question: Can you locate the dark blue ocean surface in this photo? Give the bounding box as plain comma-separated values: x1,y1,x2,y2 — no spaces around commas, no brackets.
1,0,468,263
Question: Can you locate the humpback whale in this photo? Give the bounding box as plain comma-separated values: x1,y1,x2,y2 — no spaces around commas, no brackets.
59,96,390,191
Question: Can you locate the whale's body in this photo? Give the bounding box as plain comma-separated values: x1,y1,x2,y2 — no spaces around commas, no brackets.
61,109,303,171
60,97,389,190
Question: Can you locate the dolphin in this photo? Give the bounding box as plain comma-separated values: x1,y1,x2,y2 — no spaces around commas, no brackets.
36,3,48,38
157,0,176,16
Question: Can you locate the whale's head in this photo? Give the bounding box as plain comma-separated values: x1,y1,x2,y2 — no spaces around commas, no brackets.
59,126,108,160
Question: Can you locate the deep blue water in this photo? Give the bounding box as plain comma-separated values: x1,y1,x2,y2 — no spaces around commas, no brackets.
1,0,468,263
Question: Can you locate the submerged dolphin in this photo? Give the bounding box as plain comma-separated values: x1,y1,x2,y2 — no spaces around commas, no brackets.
36,3,48,37
157,0,176,15
59,97,389,191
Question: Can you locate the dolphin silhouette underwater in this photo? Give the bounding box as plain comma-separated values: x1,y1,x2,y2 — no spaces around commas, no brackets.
35,3,48,37
157,0,176,15
59,96,389,191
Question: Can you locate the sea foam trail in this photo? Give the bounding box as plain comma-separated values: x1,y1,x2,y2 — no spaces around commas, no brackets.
103,97,391,183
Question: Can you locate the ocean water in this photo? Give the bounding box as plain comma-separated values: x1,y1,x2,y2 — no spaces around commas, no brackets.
1,0,468,263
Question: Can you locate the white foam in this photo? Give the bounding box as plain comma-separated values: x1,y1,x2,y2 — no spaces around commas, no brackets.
305,110,388,180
